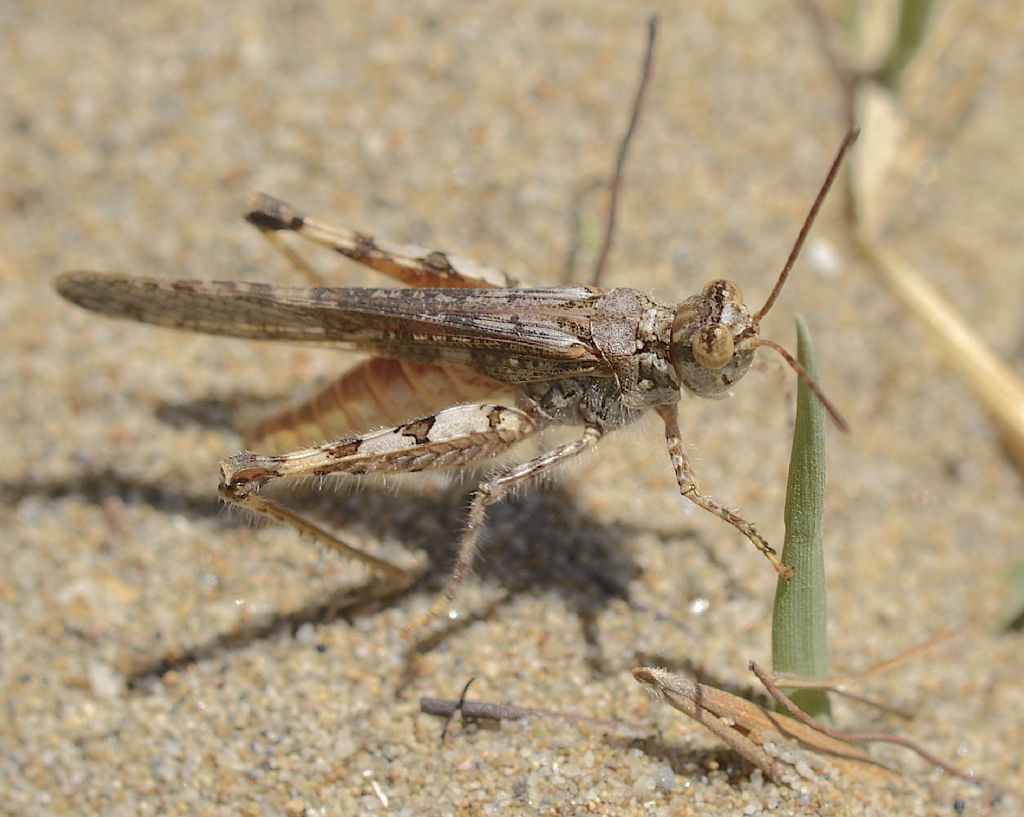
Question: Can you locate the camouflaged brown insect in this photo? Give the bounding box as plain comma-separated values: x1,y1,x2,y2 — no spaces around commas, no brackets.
55,18,854,635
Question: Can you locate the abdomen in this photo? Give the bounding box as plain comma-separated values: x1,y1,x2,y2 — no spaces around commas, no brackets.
245,358,515,453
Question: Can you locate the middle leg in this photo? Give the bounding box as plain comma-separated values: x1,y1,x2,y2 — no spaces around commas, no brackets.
404,424,604,634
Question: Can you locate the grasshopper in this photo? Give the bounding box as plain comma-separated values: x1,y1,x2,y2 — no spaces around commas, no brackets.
55,14,852,634
54,128,852,634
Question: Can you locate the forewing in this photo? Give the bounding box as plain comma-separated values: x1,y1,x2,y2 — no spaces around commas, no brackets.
56,272,609,382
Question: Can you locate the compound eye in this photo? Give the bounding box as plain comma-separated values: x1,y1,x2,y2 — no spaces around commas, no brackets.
701,279,743,304
692,323,734,369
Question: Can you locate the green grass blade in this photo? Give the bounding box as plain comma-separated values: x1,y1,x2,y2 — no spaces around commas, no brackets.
880,0,936,90
771,316,831,720
997,557,1024,632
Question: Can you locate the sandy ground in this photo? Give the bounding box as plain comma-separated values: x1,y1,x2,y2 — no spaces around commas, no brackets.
2,2,1022,815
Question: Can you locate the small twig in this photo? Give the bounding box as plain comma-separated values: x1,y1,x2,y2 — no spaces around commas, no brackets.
767,626,974,720
819,687,915,720
420,693,646,736
633,666,884,785
848,626,970,680
749,661,1010,795
439,677,476,743
767,674,914,719
591,16,658,286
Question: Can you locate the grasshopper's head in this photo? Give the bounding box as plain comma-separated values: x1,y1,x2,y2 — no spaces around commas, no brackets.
667,129,860,433
670,279,757,397
668,275,848,431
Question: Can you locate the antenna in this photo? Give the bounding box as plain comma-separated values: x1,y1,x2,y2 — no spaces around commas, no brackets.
753,127,859,322
750,337,849,431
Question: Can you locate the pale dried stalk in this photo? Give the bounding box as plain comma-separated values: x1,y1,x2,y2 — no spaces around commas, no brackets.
847,1,1024,467
858,238,1024,467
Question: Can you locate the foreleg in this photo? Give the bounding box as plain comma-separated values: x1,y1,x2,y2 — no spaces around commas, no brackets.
657,404,791,577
